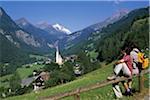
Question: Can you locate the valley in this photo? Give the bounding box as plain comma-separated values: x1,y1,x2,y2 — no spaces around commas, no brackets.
0,2,149,99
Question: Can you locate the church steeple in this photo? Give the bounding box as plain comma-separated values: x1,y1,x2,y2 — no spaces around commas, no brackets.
55,46,63,65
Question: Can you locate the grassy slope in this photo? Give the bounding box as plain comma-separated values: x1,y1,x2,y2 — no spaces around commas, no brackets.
0,64,44,89
0,75,12,88
16,64,44,79
5,62,149,100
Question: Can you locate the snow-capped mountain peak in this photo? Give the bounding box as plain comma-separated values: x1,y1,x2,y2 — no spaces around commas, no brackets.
52,23,71,34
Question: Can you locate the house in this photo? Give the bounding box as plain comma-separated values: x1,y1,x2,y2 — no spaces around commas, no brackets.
39,71,50,81
21,71,50,91
45,58,52,64
21,77,35,87
64,55,78,62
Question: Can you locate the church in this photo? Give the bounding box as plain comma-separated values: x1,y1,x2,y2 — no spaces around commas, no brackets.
55,46,63,65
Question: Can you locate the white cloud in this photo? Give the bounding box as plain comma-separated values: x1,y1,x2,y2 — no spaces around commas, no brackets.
114,0,120,4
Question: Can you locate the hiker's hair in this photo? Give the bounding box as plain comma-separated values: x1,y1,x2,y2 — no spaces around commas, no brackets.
129,42,142,52
121,42,140,53
122,47,131,55
130,43,139,49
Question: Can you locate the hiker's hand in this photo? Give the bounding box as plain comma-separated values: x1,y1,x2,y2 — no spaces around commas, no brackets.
116,59,124,65
115,61,119,65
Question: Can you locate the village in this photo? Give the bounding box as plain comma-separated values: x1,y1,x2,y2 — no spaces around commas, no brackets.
0,1,149,99
20,46,79,93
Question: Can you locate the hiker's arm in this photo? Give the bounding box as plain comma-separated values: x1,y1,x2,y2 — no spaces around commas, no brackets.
116,56,130,64
116,59,124,64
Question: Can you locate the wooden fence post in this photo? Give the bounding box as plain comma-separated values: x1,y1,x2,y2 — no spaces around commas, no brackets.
74,88,80,100
139,72,144,92
74,93,80,100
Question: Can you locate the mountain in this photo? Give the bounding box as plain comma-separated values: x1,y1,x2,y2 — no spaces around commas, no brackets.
36,22,71,39
88,7,149,62
60,10,128,55
0,7,41,48
16,18,72,53
52,23,71,34
89,9,129,31
0,7,40,64
0,7,41,76
15,17,29,27
15,18,59,52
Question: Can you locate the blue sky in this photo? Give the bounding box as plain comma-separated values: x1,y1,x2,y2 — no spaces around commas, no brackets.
0,1,149,32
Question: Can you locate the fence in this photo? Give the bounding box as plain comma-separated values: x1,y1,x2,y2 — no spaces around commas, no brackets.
40,69,149,100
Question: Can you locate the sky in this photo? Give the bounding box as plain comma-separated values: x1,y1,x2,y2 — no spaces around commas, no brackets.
0,0,149,32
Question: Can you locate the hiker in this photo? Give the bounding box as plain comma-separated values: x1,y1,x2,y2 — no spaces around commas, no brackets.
130,44,149,92
130,44,149,72
107,47,133,98
130,44,140,75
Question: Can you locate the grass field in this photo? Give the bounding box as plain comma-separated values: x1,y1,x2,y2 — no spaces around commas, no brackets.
0,74,12,88
0,64,45,90
4,62,149,100
87,50,98,59
16,64,44,79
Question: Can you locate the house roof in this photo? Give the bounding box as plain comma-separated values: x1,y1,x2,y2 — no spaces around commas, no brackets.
21,72,50,87
21,76,38,87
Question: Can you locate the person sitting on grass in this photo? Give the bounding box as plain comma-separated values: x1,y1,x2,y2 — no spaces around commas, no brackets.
107,47,133,98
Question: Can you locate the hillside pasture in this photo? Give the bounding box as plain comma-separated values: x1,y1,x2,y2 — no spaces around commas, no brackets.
5,62,149,100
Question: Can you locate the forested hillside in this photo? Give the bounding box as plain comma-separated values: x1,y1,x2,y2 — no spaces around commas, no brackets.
61,7,149,62
0,33,36,76
0,7,36,76
95,7,149,62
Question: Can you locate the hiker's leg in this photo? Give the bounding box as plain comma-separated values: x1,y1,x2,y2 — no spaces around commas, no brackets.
132,62,139,75
132,67,139,75
121,81,129,91
112,83,123,98
121,63,133,95
124,82,129,91
107,63,123,80
121,81,133,96
128,79,132,89
114,63,123,75
128,79,136,93
122,63,131,77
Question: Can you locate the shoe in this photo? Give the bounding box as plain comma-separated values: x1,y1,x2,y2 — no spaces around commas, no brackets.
129,88,136,93
107,75,116,80
124,91,133,96
113,85,123,98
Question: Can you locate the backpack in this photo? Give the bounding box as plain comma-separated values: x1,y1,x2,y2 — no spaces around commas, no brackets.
137,52,149,69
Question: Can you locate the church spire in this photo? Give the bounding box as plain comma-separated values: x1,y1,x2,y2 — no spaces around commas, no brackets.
55,46,63,65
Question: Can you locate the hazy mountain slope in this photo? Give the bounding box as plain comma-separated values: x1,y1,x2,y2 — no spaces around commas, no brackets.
0,7,39,64
61,10,128,55
15,18,58,52
94,7,149,62
0,7,40,49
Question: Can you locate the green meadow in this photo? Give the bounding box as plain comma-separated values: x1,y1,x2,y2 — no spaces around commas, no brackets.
4,62,149,100
16,64,44,79
0,64,44,90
